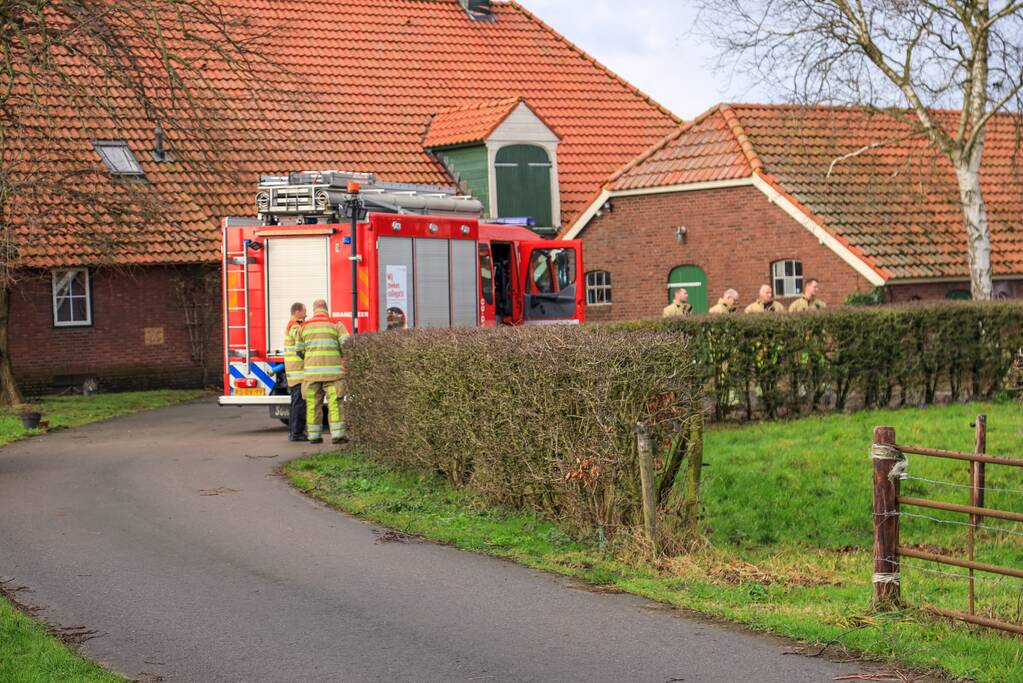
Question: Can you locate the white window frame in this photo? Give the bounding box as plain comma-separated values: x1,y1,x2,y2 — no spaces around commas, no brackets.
93,140,145,178
52,268,92,327
585,270,612,306
772,259,804,298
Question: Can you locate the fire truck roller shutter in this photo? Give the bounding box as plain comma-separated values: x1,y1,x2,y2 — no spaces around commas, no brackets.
450,239,479,327
415,238,451,328
265,237,330,354
378,237,415,330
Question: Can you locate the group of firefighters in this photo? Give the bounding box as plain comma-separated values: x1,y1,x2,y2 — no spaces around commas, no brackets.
282,299,350,444
273,280,825,442
662,279,827,318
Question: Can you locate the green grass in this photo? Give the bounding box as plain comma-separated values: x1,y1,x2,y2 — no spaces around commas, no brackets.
286,401,1023,683
0,597,120,682
0,388,207,681
0,389,209,447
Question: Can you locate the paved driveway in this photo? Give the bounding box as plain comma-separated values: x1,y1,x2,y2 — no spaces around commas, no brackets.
0,399,877,682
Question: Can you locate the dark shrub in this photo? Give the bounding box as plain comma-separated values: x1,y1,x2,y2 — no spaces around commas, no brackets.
608,302,1023,420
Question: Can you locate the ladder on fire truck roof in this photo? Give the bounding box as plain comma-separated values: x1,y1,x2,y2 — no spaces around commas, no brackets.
255,171,484,223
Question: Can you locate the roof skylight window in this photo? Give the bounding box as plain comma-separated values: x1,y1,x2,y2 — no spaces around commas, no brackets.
93,140,145,178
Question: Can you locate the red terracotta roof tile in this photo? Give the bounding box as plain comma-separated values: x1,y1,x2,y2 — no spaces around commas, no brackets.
423,97,524,148
598,103,1023,281
12,0,679,267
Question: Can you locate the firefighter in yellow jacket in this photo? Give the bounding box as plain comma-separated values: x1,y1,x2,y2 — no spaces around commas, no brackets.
744,284,786,314
662,287,693,318
789,278,827,312
284,302,307,443
709,289,740,315
297,299,349,444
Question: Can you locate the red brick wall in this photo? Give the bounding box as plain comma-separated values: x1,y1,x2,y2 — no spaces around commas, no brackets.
579,186,873,322
887,279,1023,302
10,266,223,393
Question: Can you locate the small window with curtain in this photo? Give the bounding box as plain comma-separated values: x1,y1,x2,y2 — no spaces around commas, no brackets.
585,271,612,305
52,268,92,327
772,259,804,297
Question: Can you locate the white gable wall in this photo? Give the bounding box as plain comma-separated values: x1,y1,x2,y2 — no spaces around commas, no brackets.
486,102,561,227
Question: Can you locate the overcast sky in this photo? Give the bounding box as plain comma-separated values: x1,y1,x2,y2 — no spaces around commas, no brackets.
517,0,764,119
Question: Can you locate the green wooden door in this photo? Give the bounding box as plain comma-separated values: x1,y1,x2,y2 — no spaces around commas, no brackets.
668,265,709,314
495,145,553,228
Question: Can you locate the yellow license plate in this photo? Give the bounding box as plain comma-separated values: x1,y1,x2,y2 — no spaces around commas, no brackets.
235,387,265,396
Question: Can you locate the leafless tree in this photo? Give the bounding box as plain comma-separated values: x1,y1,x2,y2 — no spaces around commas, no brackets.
0,1,270,405
697,0,1023,300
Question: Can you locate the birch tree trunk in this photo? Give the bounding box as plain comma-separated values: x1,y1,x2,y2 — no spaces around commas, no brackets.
954,146,994,300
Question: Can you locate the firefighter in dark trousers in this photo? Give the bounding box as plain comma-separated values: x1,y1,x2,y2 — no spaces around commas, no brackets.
298,299,350,444
284,302,307,442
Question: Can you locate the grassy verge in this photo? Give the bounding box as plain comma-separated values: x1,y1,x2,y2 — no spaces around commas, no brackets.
286,401,1023,683
0,594,121,682
0,389,209,447
1,388,207,681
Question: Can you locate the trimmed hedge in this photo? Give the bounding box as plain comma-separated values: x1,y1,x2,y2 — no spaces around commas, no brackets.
610,302,1023,420
345,326,703,544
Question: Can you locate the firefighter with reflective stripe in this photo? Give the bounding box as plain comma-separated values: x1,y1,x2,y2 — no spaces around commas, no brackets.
297,299,350,444
284,302,307,443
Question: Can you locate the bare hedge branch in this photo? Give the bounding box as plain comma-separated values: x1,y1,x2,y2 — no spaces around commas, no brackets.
344,326,703,547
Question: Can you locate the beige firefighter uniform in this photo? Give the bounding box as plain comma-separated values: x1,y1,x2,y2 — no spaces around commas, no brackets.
297,309,350,443
744,300,786,314
708,298,738,315
283,319,305,387
662,301,693,318
788,296,827,313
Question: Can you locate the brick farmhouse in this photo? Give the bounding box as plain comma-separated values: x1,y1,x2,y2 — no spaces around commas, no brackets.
562,104,1023,321
9,0,679,392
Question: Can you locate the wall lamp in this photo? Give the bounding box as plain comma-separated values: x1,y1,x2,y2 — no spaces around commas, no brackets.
675,226,688,243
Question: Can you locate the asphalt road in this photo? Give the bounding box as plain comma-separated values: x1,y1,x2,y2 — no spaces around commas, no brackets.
0,399,879,682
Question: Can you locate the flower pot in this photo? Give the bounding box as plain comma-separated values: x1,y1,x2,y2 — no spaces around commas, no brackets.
20,412,42,430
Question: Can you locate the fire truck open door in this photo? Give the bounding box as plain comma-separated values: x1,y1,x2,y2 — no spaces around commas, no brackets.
518,240,583,324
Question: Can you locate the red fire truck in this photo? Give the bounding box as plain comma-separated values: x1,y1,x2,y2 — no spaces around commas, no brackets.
218,171,583,416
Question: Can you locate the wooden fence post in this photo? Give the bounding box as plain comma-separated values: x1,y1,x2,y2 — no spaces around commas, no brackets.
683,414,705,527
872,425,902,609
635,422,658,554
974,414,987,515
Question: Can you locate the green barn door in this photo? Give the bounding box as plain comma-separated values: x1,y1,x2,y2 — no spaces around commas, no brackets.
668,265,709,314
495,145,553,228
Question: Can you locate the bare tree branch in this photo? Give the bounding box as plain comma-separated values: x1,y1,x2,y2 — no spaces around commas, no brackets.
0,0,277,405
697,0,1023,300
